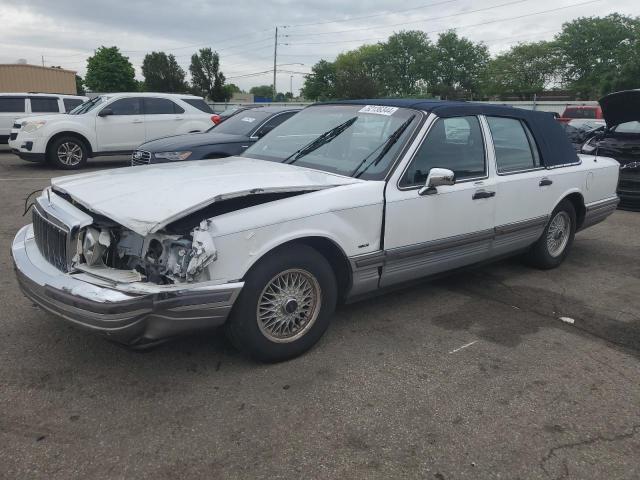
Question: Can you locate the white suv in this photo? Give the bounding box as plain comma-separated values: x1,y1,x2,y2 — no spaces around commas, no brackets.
1,93,88,144
9,92,215,169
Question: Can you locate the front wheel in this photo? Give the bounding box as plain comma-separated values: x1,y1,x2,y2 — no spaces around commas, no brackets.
47,136,88,169
524,200,576,269
225,244,337,362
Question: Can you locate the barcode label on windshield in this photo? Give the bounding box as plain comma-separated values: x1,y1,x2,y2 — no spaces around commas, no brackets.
358,105,398,116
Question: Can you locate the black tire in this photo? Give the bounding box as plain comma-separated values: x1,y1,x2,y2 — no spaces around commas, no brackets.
225,244,337,362
524,200,576,269
47,136,88,169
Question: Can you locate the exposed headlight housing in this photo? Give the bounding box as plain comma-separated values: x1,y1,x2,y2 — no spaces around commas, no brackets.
21,120,47,133
155,151,192,161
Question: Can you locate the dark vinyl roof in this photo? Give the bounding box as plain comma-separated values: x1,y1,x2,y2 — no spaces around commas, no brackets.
315,98,579,168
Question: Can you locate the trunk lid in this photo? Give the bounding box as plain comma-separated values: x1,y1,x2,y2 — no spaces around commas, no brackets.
599,90,640,128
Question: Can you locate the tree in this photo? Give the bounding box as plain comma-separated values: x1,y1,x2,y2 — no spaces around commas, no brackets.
189,48,229,101
431,31,489,99
301,60,337,100
555,14,640,98
85,46,137,92
75,74,86,95
484,41,560,99
333,44,383,99
141,52,188,92
377,31,433,97
249,85,274,98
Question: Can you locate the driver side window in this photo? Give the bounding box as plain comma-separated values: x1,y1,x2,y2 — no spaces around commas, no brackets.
400,116,486,187
107,98,142,115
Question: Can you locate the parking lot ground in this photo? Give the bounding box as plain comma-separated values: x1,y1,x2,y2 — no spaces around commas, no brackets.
0,147,639,480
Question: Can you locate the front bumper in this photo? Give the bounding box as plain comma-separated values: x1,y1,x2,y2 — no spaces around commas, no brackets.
10,133,47,163
12,225,243,346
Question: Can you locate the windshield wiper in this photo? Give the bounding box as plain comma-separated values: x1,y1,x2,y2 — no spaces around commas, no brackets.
284,116,358,164
350,115,416,178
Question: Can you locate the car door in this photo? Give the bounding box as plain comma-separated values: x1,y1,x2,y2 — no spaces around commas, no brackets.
485,116,556,256
0,96,27,140
143,97,185,142
96,97,144,151
381,115,496,287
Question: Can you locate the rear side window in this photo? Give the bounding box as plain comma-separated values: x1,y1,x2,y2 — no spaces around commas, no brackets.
144,97,184,114
63,99,83,112
182,98,213,113
487,117,541,173
401,116,486,187
107,98,142,115
30,97,60,113
0,97,26,112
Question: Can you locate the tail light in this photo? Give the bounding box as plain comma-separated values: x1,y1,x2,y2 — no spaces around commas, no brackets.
211,114,221,125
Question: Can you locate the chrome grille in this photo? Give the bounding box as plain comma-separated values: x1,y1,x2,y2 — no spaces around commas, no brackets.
32,207,70,272
131,150,152,166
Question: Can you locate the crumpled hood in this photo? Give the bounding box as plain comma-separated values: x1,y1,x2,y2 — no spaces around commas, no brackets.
139,131,247,152
51,157,361,236
599,90,640,128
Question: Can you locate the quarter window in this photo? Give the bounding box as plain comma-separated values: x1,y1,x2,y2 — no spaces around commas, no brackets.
0,97,26,113
144,97,184,114
30,97,60,113
182,98,212,113
401,116,486,187
107,98,142,115
487,117,541,173
253,112,297,137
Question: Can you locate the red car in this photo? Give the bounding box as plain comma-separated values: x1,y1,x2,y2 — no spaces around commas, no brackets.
557,105,603,123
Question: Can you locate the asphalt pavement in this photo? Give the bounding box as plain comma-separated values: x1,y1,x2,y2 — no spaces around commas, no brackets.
1,147,639,480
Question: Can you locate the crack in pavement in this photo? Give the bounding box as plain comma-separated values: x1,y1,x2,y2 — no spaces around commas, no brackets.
540,424,640,480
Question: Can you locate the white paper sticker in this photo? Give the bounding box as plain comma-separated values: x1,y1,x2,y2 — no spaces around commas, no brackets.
358,105,399,116
241,117,257,123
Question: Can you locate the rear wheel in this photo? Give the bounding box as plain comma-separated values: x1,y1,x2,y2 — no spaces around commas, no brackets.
225,244,337,362
524,200,576,269
47,136,88,169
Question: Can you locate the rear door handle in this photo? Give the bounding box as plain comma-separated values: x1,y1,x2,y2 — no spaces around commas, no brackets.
539,178,553,186
472,190,496,200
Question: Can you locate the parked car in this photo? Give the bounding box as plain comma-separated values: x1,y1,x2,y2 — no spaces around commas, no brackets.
560,119,606,151
557,105,603,123
1,93,87,144
581,90,640,210
132,106,301,165
9,93,216,169
12,99,619,361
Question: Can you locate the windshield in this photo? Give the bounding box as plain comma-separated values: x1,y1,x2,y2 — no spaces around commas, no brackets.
613,121,640,134
208,109,272,135
69,96,107,115
242,104,419,179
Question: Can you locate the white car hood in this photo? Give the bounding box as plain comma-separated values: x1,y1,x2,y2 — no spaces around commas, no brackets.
51,157,362,235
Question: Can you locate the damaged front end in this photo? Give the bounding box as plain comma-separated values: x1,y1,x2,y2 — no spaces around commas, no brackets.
74,219,218,286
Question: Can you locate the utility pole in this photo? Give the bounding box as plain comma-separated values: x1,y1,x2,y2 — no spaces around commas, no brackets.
273,26,278,101
290,75,293,98
41,55,45,67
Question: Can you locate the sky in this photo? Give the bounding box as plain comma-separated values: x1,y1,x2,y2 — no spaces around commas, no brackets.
1,0,638,95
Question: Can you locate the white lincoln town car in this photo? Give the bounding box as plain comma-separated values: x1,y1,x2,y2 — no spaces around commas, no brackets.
12,100,620,361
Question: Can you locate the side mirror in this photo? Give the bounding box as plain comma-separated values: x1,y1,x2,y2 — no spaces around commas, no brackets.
418,168,455,196
98,108,113,117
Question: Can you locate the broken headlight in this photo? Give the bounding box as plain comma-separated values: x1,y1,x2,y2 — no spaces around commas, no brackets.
81,227,111,266
154,151,192,161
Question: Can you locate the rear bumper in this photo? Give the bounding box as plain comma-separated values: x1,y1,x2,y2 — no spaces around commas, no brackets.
580,197,620,230
12,225,243,346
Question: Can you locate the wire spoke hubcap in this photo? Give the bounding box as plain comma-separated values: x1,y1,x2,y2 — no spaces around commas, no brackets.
57,142,83,165
257,268,322,343
546,211,571,257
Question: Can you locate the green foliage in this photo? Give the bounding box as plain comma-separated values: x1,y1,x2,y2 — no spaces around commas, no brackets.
300,60,336,101
189,48,230,101
484,42,560,99
249,85,274,98
378,31,432,97
85,46,137,92
333,44,384,99
75,75,85,95
142,52,188,92
555,14,640,98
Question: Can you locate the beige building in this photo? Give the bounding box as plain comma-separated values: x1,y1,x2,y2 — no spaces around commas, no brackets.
0,64,77,94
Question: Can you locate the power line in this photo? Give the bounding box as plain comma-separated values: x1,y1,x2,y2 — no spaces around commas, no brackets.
285,0,531,38
286,0,604,46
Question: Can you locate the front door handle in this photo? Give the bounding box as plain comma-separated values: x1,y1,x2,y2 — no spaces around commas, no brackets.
132,119,143,124
472,190,496,200
539,178,553,187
